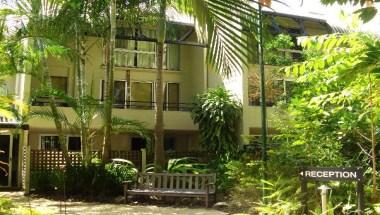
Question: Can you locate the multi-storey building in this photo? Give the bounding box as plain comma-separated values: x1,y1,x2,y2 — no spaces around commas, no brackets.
0,4,332,189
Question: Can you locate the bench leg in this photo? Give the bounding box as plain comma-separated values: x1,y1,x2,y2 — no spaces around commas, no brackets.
206,194,209,208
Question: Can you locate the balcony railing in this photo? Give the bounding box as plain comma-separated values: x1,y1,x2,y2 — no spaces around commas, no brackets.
32,98,192,112
0,116,18,123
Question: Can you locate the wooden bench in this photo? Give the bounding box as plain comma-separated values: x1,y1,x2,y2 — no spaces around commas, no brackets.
123,173,216,207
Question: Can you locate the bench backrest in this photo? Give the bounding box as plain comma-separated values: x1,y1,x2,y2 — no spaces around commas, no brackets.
136,173,216,193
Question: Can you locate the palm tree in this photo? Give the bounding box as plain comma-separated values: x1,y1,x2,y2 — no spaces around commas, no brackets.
102,0,116,162
30,91,150,166
5,0,73,166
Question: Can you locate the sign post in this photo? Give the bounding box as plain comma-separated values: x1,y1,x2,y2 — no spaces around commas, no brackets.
318,185,331,214
299,167,364,214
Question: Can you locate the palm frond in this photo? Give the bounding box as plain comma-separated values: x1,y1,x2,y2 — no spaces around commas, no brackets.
174,0,259,77
111,116,151,140
29,107,69,126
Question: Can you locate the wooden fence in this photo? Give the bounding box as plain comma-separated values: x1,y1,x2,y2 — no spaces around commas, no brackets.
30,150,141,171
30,150,211,171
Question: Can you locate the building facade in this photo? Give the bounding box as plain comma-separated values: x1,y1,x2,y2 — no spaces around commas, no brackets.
0,9,331,189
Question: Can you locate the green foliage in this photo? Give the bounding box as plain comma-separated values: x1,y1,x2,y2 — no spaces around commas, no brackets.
264,34,295,66
175,0,260,77
0,198,14,213
144,157,209,174
30,160,137,197
167,157,208,174
269,32,380,211
191,87,242,159
0,197,42,215
321,0,377,23
223,156,304,214
281,33,380,167
105,159,138,184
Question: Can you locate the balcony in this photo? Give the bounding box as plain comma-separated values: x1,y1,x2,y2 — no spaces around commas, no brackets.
0,116,18,124
29,101,196,130
31,97,192,112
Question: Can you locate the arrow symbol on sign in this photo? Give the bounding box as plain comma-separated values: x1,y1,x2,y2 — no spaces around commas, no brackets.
300,172,304,176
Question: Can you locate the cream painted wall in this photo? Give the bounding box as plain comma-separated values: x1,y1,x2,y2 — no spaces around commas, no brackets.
27,36,205,132
25,35,205,152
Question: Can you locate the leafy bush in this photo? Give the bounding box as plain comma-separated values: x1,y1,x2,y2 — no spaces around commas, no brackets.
30,159,138,197
144,157,209,174
191,87,242,160
105,158,138,184
167,157,208,173
264,34,295,66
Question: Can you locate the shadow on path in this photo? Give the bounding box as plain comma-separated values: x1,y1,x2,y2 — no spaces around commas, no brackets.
0,192,227,215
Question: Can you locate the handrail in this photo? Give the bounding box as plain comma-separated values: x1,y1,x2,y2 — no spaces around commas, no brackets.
32,97,193,112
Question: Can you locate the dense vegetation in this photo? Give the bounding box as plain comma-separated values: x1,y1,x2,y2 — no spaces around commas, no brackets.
31,159,138,197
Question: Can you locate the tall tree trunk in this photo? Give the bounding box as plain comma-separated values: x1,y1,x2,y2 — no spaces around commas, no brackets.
75,30,91,166
154,0,167,170
38,40,71,167
102,0,116,163
75,1,91,166
368,72,378,203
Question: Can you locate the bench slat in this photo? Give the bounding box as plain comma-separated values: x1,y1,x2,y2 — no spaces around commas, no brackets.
126,173,216,207
163,175,167,189
201,176,205,190
170,175,174,189
182,176,186,189
189,176,193,190
176,175,180,189
158,175,162,188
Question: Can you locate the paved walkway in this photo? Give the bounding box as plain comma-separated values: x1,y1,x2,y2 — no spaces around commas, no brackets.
0,192,227,215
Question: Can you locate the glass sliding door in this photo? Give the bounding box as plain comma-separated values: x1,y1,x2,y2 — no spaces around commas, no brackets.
130,82,153,109
165,83,179,111
101,80,128,108
114,81,127,108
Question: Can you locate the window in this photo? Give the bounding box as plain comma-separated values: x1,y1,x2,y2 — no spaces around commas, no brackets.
130,82,153,109
101,80,128,108
40,135,60,150
40,135,81,151
51,76,68,93
68,136,81,152
164,137,176,151
164,83,179,111
131,137,146,151
248,74,294,106
114,81,127,105
114,28,180,70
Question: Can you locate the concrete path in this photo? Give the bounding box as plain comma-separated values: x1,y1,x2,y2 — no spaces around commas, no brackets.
0,192,227,215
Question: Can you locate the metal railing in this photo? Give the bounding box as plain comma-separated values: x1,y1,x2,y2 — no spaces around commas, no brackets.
32,98,193,112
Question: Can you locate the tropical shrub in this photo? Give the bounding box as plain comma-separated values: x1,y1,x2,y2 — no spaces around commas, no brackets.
105,158,138,184
30,159,138,197
144,157,208,174
167,157,208,174
191,87,242,160
264,34,295,66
